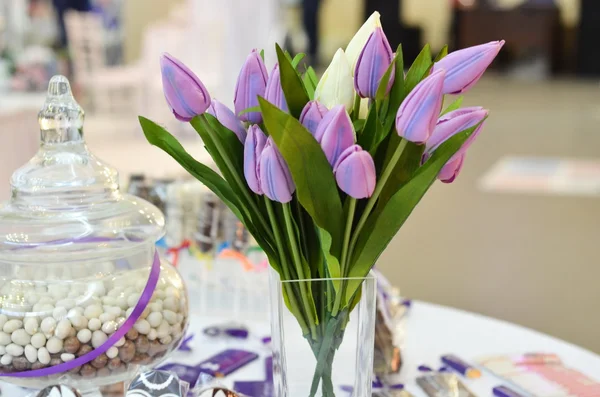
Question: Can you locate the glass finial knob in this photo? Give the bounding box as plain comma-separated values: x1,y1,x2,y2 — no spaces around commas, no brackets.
39,75,85,144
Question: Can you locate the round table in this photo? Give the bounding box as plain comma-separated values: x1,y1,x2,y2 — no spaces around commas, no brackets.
2,301,599,396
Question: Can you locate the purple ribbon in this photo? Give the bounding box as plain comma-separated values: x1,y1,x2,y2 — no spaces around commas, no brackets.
178,334,195,352
0,250,161,378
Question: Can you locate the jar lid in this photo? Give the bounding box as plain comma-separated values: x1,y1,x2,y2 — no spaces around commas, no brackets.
0,76,165,262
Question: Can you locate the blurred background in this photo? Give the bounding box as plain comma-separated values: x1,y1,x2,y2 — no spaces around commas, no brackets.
1,0,599,354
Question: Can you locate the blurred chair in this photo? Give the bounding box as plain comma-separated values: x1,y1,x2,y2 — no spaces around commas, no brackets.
64,10,143,116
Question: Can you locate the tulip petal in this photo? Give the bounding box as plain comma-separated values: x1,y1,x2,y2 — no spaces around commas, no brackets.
207,100,247,143
438,153,465,183
244,125,267,194
346,11,382,74
265,64,288,112
354,27,394,98
259,138,295,203
300,101,329,136
234,49,269,123
314,49,355,111
315,105,355,166
334,145,376,198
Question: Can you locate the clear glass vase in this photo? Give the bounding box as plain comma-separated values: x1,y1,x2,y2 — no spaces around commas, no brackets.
270,271,377,397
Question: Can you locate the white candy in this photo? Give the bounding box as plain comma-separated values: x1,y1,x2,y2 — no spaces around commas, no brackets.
125,308,134,318
52,307,68,321
99,312,115,323
0,314,7,330
84,304,102,319
171,323,182,337
24,318,38,335
61,353,75,362
134,319,151,335
91,331,107,348
26,294,39,305
67,307,84,317
106,346,118,359
46,337,63,354
24,345,37,363
108,287,123,298
140,307,150,320
55,319,72,340
88,318,101,331
147,329,158,341
116,296,128,310
77,329,92,344
0,345,5,355
11,329,31,346
159,335,172,345
0,331,11,345
6,343,24,356
154,290,166,300
147,312,163,328
55,299,76,310
101,321,118,335
38,347,50,365
163,297,178,312
162,310,177,325
114,336,126,347
149,302,162,313
0,354,12,365
165,286,179,298
69,327,76,337
106,306,122,317
123,287,136,296
40,317,57,336
89,281,106,297
135,279,147,291
102,296,117,306
37,296,54,305
33,303,55,313
69,314,87,330
31,333,46,349
177,313,184,323
3,319,22,333
127,294,140,308
116,317,125,327
156,320,170,339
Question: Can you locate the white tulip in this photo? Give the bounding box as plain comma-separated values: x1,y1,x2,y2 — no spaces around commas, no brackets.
314,48,355,111
345,11,382,75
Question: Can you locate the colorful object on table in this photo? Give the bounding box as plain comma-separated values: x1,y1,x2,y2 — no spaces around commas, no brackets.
233,356,274,396
259,138,295,203
354,27,394,98
160,53,211,122
345,11,382,73
433,40,505,95
341,377,407,396
418,365,434,372
262,336,272,345
177,333,195,352
217,248,255,271
195,349,259,378
334,144,376,199
441,354,482,378
36,385,82,397
438,366,450,372
314,105,355,166
167,239,191,267
234,49,268,123
207,100,247,143
157,363,204,388
126,370,187,397
493,385,528,397
203,325,249,339
314,48,355,111
265,63,288,112
300,100,328,136
395,69,446,144
417,373,476,397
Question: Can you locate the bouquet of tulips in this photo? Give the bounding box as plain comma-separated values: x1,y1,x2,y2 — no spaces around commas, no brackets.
139,11,503,396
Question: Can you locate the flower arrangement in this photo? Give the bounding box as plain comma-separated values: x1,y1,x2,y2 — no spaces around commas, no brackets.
140,11,503,396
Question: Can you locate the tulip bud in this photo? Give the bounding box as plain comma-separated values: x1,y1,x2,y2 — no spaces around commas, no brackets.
244,125,267,195
395,69,445,144
433,40,505,95
314,105,355,166
259,137,295,203
234,49,269,123
333,145,376,199
207,100,247,143
314,49,355,111
346,11,382,74
438,153,465,184
425,107,488,162
160,53,211,121
354,27,394,98
299,100,328,136
264,63,288,112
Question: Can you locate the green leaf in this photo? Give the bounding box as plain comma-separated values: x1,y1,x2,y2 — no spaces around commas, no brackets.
375,49,401,102
260,49,265,61
404,44,432,95
237,106,261,117
357,103,379,150
276,44,310,118
352,119,366,134
259,97,344,247
303,72,316,99
434,45,448,62
318,228,341,293
382,45,405,133
441,96,464,115
307,66,319,88
292,53,306,68
346,123,481,296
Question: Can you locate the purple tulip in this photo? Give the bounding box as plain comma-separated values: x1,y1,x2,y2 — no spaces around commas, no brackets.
333,145,376,198
244,125,267,194
234,49,269,123
425,107,488,163
299,101,328,136
264,63,288,112
259,137,295,203
207,100,247,143
433,40,505,95
160,53,211,121
354,27,394,98
438,153,465,184
395,69,445,144
314,105,355,166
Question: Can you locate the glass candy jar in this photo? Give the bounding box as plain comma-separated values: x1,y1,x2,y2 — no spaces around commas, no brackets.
0,76,189,392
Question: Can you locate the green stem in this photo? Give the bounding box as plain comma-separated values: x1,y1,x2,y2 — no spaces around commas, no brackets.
347,138,409,265
264,198,310,335
352,94,361,120
199,116,274,241
282,202,318,339
331,198,356,316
